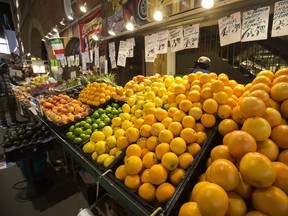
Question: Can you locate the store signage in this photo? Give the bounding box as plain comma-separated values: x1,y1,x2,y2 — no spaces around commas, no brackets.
145,34,156,62
241,6,270,42
183,24,200,49
50,38,66,60
117,40,128,67
272,0,288,37
155,30,169,54
169,26,185,52
108,42,117,69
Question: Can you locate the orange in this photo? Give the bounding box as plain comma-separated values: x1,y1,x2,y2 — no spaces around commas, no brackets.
256,139,279,161
125,127,140,143
158,129,174,143
141,148,150,158
268,97,280,110
170,137,187,155
272,161,288,194
228,79,238,88
275,67,288,77
239,96,266,118
126,144,142,158
115,164,128,181
199,73,211,85
155,143,170,160
211,80,225,93
190,84,201,92
270,82,288,102
179,99,193,113
168,107,178,118
142,152,158,169
188,107,203,120
278,149,288,166
241,117,271,142
125,174,141,192
182,115,196,128
139,124,152,137
233,172,253,200
196,182,229,216
200,113,216,128
191,101,203,109
133,118,144,129
239,152,276,187
187,90,201,102
262,107,282,128
249,82,270,93
218,119,239,136
155,108,168,121
178,152,194,169
156,182,175,203
175,94,187,105
174,84,186,95
125,156,143,175
138,182,156,203
233,84,245,97
210,145,236,163
149,164,168,185
213,91,228,105
246,211,268,216
151,122,165,136
249,89,270,106
186,143,200,156
169,167,186,186
206,158,240,191
188,73,198,83
178,202,202,216
270,124,288,149
116,136,130,150
217,104,232,119
145,136,159,151
224,130,257,158
252,75,271,86
161,117,173,128
137,137,147,149
161,152,179,170
143,114,156,125
140,169,150,183
257,70,274,81
272,74,288,85
252,186,288,216
203,98,218,114
196,131,207,145
201,87,213,100
226,191,247,216
224,86,233,97
168,121,183,137
173,110,186,122
280,99,288,118
180,128,197,144
167,92,176,103
190,181,210,201
193,122,205,132
231,105,247,124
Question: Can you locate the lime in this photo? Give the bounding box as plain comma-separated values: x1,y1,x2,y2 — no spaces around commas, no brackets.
98,108,105,115
83,134,90,141
100,114,108,121
83,123,91,130
91,123,99,131
103,117,111,125
118,107,122,112
112,103,119,109
107,113,113,119
95,119,102,124
69,125,75,132
79,121,86,127
75,122,81,128
98,122,106,129
66,131,73,138
73,127,83,136
105,107,112,114
80,133,87,139
85,118,93,124
73,137,83,144
111,109,119,115
84,129,92,135
92,112,100,119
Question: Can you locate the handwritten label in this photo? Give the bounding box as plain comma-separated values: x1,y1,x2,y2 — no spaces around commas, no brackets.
145,34,156,62
117,41,128,67
169,26,184,52
241,6,270,42
155,30,169,54
108,42,116,59
183,23,200,49
272,0,288,37
218,12,241,46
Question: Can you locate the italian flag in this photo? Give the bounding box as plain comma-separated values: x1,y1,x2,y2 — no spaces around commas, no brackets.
50,38,66,60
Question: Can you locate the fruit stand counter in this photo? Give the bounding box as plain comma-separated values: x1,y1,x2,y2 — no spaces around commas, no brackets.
36,115,152,216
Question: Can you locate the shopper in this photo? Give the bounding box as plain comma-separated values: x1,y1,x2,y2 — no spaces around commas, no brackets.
188,56,211,74
0,59,23,129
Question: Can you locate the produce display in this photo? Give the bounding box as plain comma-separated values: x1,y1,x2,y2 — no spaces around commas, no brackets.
66,102,122,144
1,121,52,148
40,94,92,126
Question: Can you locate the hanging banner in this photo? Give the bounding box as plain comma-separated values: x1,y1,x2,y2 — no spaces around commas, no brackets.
78,10,102,53
122,0,147,26
107,7,126,35
272,0,288,37
183,23,200,49
218,12,241,46
241,6,270,42
50,38,66,60
117,41,128,67
169,26,184,52
155,30,169,54
145,34,156,62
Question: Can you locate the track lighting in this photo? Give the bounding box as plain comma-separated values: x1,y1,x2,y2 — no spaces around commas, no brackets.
201,0,214,9
80,3,87,13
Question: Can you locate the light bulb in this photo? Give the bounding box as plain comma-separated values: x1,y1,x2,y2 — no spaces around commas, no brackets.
53,27,58,32
126,22,134,31
201,0,214,9
68,14,74,20
153,10,163,21
108,30,116,36
80,5,87,13
92,34,99,41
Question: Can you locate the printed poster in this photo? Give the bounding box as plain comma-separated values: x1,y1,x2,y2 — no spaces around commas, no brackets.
241,6,270,42
183,23,200,49
272,0,288,37
155,30,169,54
117,41,128,67
107,8,126,34
145,34,156,62
95,47,99,68
169,26,184,52
126,38,135,58
218,12,241,46
108,42,116,59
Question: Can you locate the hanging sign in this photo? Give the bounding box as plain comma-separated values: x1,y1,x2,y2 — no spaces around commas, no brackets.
108,42,117,69
155,30,169,54
95,47,100,68
169,26,184,52
183,23,200,49
272,0,288,37
218,12,241,46
241,6,270,42
50,38,66,60
117,41,128,67
126,38,135,58
145,34,156,62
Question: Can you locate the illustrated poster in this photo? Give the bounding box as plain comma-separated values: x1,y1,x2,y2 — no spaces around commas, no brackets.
145,34,156,62
126,38,135,58
169,26,184,52
183,23,200,49
155,30,169,54
272,0,288,37
117,41,128,67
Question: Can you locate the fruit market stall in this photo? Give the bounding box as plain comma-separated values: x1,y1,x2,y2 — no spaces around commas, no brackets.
8,69,288,215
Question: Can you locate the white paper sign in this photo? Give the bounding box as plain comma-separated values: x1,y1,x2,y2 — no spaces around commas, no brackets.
110,57,117,69
145,34,156,62
71,71,76,79
70,55,75,66
241,6,270,42
81,52,89,70
155,30,169,54
183,24,200,49
117,41,128,67
169,26,184,52
272,0,288,37
67,56,71,67
108,42,116,59
126,38,134,58
95,47,99,68
218,12,241,46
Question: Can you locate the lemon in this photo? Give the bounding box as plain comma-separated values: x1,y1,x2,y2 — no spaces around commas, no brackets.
112,117,122,127
90,131,105,142
122,104,131,113
109,147,118,156
146,91,156,100
136,100,145,109
91,151,98,160
102,126,113,137
114,128,126,138
130,105,137,114
82,141,95,154
121,120,133,130
115,150,123,157
104,155,115,167
144,102,155,110
158,87,167,97
106,135,117,149
97,153,109,164
154,97,163,108
130,116,137,123
127,97,136,106
135,109,143,118
119,113,131,121
94,141,107,154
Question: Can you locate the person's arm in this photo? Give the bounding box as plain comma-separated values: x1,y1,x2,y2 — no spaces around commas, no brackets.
10,75,23,86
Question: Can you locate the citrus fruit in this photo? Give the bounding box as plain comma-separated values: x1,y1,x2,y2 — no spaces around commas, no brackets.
126,144,142,158
138,183,156,203
178,152,194,169
169,167,186,186
218,119,239,136
155,143,170,160
155,182,175,203
188,107,202,120
203,98,218,114
90,131,105,142
241,117,271,142
168,121,183,137
256,139,279,161
125,127,140,143
180,128,197,144
145,136,159,151
161,152,179,170
239,96,266,118
190,181,210,201
124,174,141,192
116,136,129,150
170,137,186,155
151,122,165,136
271,162,288,194
82,141,96,154
142,152,158,169
103,155,115,167
158,129,174,143
226,191,247,216
233,172,253,200
278,149,288,166
270,82,288,102
200,113,216,128
178,202,202,216
181,116,195,128
149,164,168,185
210,145,235,163
125,156,143,175
187,143,201,157
270,125,288,149
94,141,107,154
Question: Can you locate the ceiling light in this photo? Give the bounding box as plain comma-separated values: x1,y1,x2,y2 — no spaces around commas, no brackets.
153,1,164,21
53,26,58,32
48,32,54,36
80,3,87,13
126,16,137,31
92,32,100,41
60,19,66,26
108,30,116,36
67,13,74,20
45,35,50,39
201,0,214,9
41,38,45,42
27,53,31,57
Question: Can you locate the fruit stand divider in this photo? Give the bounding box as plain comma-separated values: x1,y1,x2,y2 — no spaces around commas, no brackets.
36,115,151,216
